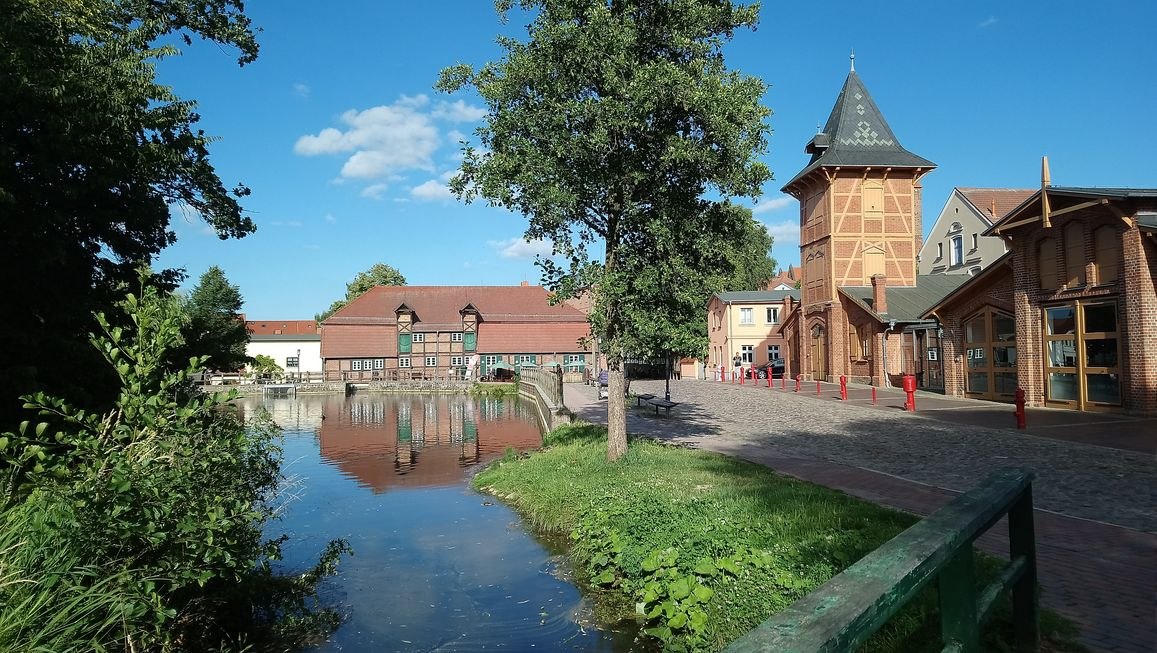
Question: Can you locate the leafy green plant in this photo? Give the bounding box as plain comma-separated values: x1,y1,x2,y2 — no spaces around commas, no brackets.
0,278,348,650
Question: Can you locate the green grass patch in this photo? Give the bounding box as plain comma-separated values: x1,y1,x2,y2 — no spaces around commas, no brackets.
474,422,1085,652
470,382,519,397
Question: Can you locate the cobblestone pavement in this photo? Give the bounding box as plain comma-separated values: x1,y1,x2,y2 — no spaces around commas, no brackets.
563,379,1157,653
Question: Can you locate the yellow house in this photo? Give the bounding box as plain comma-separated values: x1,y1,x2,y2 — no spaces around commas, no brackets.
707,290,799,378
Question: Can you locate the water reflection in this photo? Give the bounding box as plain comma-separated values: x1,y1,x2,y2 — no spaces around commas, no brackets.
245,394,634,652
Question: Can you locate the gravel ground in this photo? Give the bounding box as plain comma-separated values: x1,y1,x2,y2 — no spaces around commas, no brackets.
565,379,1156,533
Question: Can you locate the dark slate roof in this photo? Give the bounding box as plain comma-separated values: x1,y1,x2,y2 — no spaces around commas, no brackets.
1138,211,1157,232
783,71,935,191
713,290,800,304
840,275,970,322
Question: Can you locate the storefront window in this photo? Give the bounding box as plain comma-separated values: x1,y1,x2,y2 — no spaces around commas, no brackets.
1043,301,1120,408
963,307,1016,400
1083,304,1117,333
1048,373,1078,401
1046,307,1075,335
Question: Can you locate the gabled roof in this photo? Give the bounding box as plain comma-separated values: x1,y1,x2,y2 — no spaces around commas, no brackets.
1138,211,1157,233
922,252,1014,318
712,290,800,304
783,70,935,191
986,187,1157,236
956,188,1036,226
324,285,588,327
840,275,970,322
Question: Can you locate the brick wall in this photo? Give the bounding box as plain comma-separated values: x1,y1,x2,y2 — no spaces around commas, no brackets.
1122,228,1157,412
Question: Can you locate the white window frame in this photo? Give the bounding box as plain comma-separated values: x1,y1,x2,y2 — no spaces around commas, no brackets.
425,356,437,367
971,233,979,251
412,333,425,343
937,242,944,260
741,345,754,363
519,354,534,364
398,357,411,368
286,356,299,368
739,307,753,325
451,332,464,342
767,345,780,360
765,307,779,324
374,358,384,370
350,359,362,371
483,355,500,365
950,236,963,266
451,355,464,366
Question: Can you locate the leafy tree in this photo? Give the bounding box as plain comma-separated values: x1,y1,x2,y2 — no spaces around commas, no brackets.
176,266,251,372
251,354,284,379
439,0,771,460
316,262,408,321
0,0,258,423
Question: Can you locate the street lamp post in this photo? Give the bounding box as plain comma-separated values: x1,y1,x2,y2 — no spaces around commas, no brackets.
664,350,672,402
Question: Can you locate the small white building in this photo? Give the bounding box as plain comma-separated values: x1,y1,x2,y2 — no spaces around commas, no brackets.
245,320,322,376
919,188,1033,276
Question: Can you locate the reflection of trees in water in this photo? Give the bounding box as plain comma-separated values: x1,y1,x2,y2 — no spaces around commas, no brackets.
300,394,541,492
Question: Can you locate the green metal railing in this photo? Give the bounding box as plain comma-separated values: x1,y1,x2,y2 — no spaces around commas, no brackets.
726,468,1039,653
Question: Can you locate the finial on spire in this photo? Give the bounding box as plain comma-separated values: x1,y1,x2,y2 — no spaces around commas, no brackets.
850,49,855,72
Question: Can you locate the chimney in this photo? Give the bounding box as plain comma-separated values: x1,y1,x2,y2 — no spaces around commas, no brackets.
871,274,888,315
520,280,529,287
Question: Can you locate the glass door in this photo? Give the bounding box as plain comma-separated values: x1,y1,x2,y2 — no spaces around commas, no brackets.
1043,302,1120,409
963,307,1017,401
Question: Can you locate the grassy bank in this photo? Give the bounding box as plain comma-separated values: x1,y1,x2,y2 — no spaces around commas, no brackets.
474,423,1082,652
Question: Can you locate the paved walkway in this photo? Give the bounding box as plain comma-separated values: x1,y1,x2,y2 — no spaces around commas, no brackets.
563,379,1156,653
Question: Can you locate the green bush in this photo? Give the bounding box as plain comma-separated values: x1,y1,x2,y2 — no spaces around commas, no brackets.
0,280,347,651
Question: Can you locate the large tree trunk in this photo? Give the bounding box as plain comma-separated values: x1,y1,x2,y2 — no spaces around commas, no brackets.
606,356,628,462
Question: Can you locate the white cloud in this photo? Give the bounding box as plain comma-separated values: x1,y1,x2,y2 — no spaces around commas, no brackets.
410,179,454,201
489,237,554,260
324,213,337,223
361,183,389,200
432,100,487,122
293,82,310,98
978,16,997,28
294,95,440,179
752,196,794,214
761,220,800,247
439,169,458,182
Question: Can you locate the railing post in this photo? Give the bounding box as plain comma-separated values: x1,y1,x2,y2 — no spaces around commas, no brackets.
938,549,980,653
1009,486,1040,651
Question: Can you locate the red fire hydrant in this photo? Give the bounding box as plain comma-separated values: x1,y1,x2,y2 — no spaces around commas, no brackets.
839,375,848,401
1014,387,1027,429
902,374,917,412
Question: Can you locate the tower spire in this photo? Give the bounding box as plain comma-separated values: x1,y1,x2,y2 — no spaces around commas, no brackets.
850,48,855,72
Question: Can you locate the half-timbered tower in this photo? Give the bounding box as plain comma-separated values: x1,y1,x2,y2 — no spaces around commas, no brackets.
781,61,939,383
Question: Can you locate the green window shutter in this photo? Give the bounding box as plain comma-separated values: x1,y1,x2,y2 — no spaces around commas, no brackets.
464,332,476,351
463,419,477,442
399,333,411,353
530,354,537,363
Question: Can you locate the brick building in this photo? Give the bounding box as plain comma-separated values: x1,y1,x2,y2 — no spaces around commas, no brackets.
925,185,1157,412
779,62,959,387
320,284,591,381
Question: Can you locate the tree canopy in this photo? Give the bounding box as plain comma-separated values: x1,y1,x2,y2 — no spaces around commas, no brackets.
0,0,258,422
316,263,408,322
176,266,250,372
440,0,772,460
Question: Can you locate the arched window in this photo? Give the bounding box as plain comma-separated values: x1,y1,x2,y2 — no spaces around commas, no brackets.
1064,222,1084,287
1038,238,1057,290
1093,226,1121,285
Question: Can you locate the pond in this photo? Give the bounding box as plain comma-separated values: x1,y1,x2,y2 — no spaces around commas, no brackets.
246,393,637,652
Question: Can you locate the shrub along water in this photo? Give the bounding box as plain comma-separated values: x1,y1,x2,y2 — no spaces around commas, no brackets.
474,422,1083,652
0,280,348,651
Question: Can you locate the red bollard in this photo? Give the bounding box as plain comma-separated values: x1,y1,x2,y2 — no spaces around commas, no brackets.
780,375,786,390
766,371,772,388
902,374,916,412
1014,388,1027,429
871,386,877,405
794,375,801,393
739,368,745,385
839,375,848,401
816,380,821,396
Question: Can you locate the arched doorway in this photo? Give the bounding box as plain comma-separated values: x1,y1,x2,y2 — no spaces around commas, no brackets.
810,323,826,380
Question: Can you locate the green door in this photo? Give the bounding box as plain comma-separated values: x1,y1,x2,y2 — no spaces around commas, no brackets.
399,333,411,353
464,332,476,352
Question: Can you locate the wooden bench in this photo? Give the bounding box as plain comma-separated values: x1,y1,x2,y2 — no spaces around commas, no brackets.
634,393,655,407
645,397,679,416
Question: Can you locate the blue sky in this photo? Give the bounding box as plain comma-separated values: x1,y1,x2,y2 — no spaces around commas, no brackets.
154,1,1156,319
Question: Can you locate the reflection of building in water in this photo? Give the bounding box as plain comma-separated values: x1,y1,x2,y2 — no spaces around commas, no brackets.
237,397,326,431
317,395,542,493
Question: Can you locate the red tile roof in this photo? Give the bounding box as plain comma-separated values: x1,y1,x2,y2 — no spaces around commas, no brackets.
321,324,396,358
476,322,591,354
957,188,1035,225
325,285,588,326
246,320,319,336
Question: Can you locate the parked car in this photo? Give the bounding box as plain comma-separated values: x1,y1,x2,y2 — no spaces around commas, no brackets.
754,358,786,379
